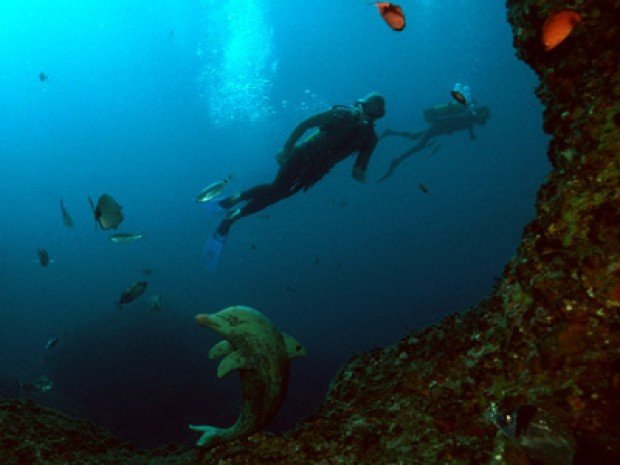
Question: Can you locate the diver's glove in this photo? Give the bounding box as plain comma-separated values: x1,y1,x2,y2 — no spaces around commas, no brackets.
276,148,293,165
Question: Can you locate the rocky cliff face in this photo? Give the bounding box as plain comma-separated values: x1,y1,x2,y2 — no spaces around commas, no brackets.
1,1,618,464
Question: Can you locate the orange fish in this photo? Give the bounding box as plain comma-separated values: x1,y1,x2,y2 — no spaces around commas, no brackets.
542,10,582,51
376,2,405,32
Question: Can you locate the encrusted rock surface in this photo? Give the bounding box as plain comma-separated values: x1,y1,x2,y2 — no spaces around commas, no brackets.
1,0,617,463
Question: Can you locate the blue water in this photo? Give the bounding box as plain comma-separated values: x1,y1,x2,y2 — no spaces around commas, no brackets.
0,0,550,447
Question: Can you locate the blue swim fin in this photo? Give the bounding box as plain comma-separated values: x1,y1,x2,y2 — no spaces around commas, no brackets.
201,232,228,272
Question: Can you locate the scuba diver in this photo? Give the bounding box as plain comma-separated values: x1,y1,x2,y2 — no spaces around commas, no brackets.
201,92,386,271
377,100,491,182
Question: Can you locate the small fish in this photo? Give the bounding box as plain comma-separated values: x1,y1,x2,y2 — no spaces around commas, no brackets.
59,199,74,227
89,194,124,230
375,3,406,32
117,281,148,307
418,183,429,193
450,90,467,105
141,268,155,275
542,11,582,51
147,294,162,312
38,248,50,267
109,232,145,243
39,72,48,82
496,404,576,465
196,177,232,203
45,337,60,350
285,285,296,293
18,375,53,397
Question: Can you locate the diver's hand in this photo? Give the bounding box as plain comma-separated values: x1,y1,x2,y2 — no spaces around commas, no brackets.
352,166,365,182
276,149,289,165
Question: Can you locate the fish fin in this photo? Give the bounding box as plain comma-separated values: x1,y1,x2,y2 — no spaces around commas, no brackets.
87,197,100,230
209,340,233,360
216,352,251,378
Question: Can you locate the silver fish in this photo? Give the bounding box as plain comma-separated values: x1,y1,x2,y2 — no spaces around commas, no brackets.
196,177,231,203
109,232,145,243
45,337,60,350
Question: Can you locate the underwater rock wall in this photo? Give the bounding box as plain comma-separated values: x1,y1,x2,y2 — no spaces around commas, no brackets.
0,0,617,464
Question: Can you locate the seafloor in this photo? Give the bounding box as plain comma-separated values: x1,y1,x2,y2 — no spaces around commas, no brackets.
1,0,618,464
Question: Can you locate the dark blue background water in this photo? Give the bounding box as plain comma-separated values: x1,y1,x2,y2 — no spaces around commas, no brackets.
0,0,549,447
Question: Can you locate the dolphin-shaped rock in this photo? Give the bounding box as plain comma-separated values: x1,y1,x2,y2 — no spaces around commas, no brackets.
190,305,306,448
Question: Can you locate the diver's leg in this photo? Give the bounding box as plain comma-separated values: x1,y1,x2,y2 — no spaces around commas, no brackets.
203,160,305,271
215,158,304,235
212,169,286,213
214,181,276,211
218,193,243,209
415,131,434,149
378,148,415,183
380,129,425,141
214,184,293,236
378,128,396,139
202,187,272,272
377,137,432,183
203,191,242,214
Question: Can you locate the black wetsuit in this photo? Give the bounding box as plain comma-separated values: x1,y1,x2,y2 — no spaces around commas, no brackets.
217,106,378,235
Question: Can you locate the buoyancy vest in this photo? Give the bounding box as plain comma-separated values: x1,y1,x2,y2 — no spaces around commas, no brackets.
304,105,373,164
423,102,471,125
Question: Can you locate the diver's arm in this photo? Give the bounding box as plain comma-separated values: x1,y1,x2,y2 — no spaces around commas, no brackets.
468,124,476,140
380,129,425,141
352,137,378,182
282,111,333,153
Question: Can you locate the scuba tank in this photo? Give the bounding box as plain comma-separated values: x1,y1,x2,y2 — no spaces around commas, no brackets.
276,105,367,165
423,102,470,125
